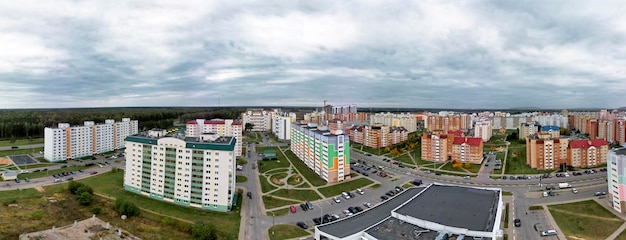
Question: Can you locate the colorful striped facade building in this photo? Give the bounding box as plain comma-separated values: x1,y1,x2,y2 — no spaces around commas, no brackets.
291,123,350,183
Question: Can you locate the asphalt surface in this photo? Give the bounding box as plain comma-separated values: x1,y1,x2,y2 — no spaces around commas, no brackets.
0,143,44,151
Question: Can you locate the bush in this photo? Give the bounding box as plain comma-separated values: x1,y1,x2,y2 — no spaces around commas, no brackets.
75,185,93,195
68,181,82,194
2,199,16,206
92,207,102,214
192,222,218,240
76,191,94,206
114,199,140,217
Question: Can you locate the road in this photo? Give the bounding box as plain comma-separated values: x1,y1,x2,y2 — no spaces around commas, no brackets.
0,143,44,151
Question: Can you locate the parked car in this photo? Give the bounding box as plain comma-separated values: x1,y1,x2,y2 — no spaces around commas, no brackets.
300,203,308,211
514,219,521,227
342,192,351,199
348,207,358,214
354,206,363,212
290,205,297,213
364,202,373,208
595,191,607,196
380,195,388,200
313,218,322,225
90,171,98,175
306,201,314,210
24,177,30,182
394,186,403,193
356,189,364,195
333,197,341,203
247,191,252,199
296,222,309,229
571,188,578,194
342,209,353,216
14,178,20,183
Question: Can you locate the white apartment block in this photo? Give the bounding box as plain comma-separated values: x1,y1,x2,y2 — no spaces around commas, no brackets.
124,130,236,212
44,118,139,162
474,119,493,142
185,119,243,157
370,112,417,133
272,112,296,140
242,109,272,131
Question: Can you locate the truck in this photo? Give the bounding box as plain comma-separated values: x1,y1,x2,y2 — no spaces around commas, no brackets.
558,183,572,189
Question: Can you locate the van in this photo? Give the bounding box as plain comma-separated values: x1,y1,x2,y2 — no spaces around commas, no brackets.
541,229,557,236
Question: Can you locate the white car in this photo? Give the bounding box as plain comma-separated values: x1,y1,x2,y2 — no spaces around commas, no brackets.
356,189,364,195
572,188,578,194
342,192,351,199
333,197,341,203
342,209,353,216
364,202,373,208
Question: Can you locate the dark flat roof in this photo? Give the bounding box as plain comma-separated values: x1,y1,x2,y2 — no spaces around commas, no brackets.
366,218,482,240
317,187,425,238
394,185,500,232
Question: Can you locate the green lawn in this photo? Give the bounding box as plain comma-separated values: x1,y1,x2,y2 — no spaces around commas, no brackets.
267,207,290,217
0,138,44,147
270,189,321,202
615,229,626,240
259,175,278,193
8,163,60,170
262,195,300,209
236,175,248,183
287,174,305,186
548,200,624,240
284,150,327,187
318,178,375,198
244,132,262,143
0,188,43,201
394,152,417,166
256,147,291,173
438,162,481,174
75,170,241,239
0,148,43,157
504,145,554,174
17,164,98,179
265,168,289,175
268,224,310,240
267,132,281,143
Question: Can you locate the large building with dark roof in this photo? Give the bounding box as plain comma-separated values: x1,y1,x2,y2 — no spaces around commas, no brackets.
124,129,237,212
315,183,503,240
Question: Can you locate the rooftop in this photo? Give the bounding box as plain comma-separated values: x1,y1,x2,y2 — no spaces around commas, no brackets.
125,131,236,151
317,188,425,238
394,184,500,232
366,218,479,240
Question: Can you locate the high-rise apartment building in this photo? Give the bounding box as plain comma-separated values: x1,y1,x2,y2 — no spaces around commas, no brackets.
291,123,350,183
370,112,417,133
608,148,626,213
518,122,539,140
349,125,408,149
474,119,492,142
568,139,609,168
186,119,242,157
421,132,483,164
242,109,273,131
44,118,138,162
124,129,236,212
272,112,296,140
540,126,560,139
526,136,569,170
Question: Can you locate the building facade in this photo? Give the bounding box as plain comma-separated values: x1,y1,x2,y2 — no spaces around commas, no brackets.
272,112,296,140
608,148,626,213
349,125,408,149
291,123,350,183
186,119,243,157
473,119,492,142
241,109,272,131
123,129,236,212
370,112,417,133
568,139,609,168
421,132,483,164
519,122,539,140
526,136,569,170
44,118,138,162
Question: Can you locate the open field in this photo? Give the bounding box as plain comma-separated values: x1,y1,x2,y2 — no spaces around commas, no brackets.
0,188,43,201
616,229,626,240
0,138,44,147
260,175,278,193
284,150,327,187
318,178,374,198
271,189,321,202
438,162,481,174
267,207,290,216
548,200,624,240
268,224,310,240
243,132,262,143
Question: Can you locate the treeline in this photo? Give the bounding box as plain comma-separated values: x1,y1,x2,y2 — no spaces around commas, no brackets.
0,107,247,140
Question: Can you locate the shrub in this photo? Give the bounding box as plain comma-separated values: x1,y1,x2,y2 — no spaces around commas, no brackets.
114,199,140,217
77,191,94,206
192,222,218,240
92,207,102,214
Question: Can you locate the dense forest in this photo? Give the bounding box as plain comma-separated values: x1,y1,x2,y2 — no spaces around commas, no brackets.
0,107,247,140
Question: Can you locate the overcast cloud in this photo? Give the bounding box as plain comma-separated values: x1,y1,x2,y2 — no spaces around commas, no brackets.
1,1,625,109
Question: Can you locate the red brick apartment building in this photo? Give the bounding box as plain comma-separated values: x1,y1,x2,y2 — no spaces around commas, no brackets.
421,131,483,164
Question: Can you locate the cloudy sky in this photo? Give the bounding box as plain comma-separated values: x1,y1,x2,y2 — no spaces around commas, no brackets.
1,1,625,109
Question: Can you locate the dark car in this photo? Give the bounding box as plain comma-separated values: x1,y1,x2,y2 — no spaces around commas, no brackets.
395,186,403,193
362,172,369,176
300,203,308,211
297,222,309,229
33,169,41,173
348,207,358,214
313,218,322,225
354,206,363,212
60,165,68,168
514,219,521,227
247,191,252,199
385,191,394,197
380,195,389,200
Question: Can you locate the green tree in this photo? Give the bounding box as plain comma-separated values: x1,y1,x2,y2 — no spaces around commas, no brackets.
245,123,254,132
76,191,94,206
114,199,140,217
192,222,218,240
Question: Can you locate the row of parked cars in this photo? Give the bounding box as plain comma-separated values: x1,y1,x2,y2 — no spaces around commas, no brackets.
381,186,404,200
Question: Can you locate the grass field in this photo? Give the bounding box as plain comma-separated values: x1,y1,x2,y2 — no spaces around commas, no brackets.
75,171,241,239
256,146,291,173
268,224,310,240
616,229,626,240
287,174,304,186
318,178,374,198
0,147,43,157
263,195,300,210
0,188,43,201
267,207,290,216
259,175,278,193
270,189,322,202
284,150,327,187
0,138,44,147
244,132,262,143
8,163,60,170
236,175,248,182
548,200,624,240
438,162,481,174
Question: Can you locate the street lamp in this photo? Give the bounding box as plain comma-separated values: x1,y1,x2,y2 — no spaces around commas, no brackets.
272,212,275,235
